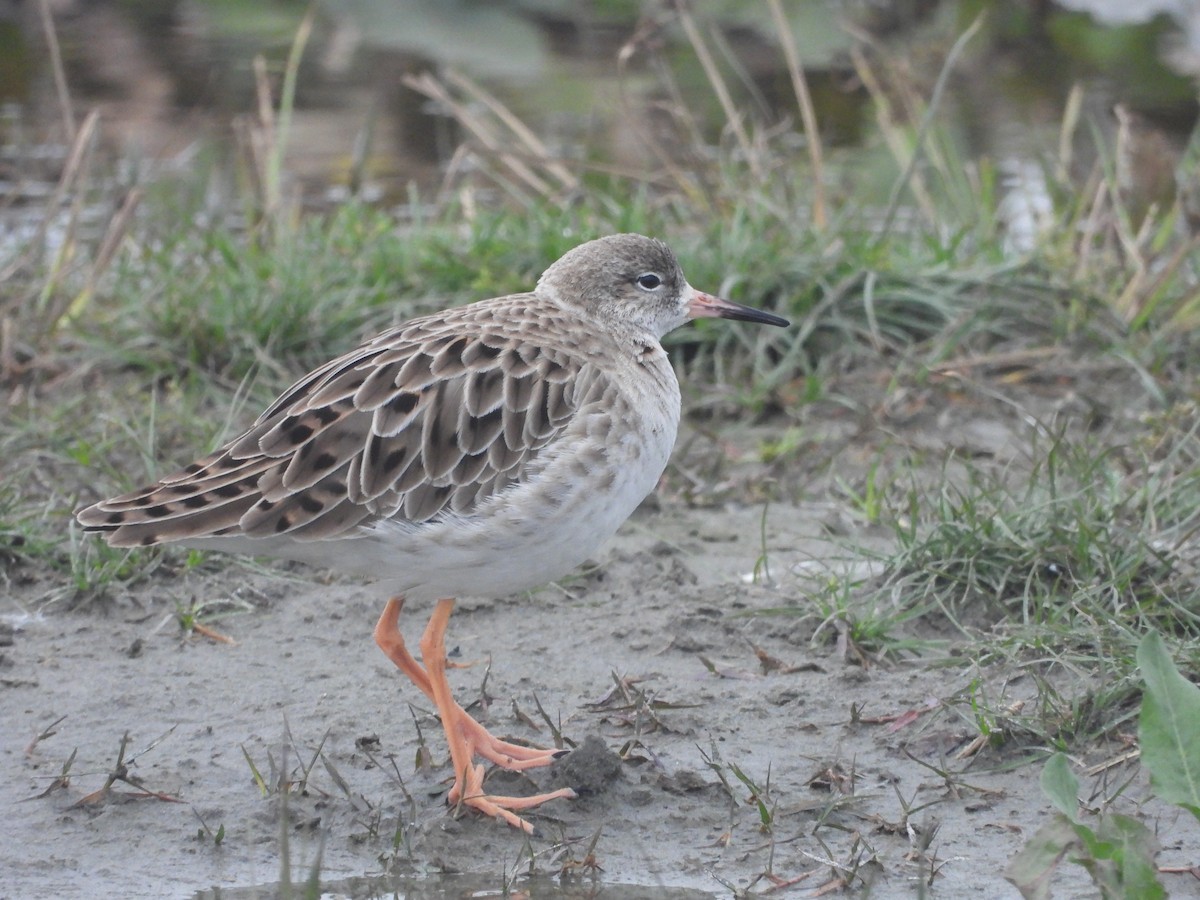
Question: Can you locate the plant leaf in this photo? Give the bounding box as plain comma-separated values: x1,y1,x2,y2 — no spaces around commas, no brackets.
1041,752,1080,823
1094,814,1164,900
1137,631,1200,821
1005,815,1077,900
1011,752,1166,900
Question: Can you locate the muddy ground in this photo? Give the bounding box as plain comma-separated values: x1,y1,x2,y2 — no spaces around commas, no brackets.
3,377,1199,899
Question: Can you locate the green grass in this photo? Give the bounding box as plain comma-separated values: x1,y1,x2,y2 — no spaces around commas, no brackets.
891,432,1200,634
801,410,1200,746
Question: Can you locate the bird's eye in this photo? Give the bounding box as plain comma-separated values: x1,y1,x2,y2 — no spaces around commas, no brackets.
636,272,663,291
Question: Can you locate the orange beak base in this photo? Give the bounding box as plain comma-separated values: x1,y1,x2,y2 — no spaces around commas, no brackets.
688,291,790,328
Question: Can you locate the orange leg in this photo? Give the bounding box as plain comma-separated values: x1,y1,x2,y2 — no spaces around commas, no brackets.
373,597,434,698
373,597,565,768
373,597,576,832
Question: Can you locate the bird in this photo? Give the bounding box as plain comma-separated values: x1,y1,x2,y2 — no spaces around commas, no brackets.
76,233,790,833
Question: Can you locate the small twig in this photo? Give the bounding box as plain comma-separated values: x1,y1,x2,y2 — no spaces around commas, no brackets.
189,621,237,644
23,748,77,800
1083,749,1140,777
1159,865,1200,878
926,346,1064,376
25,715,68,756
75,729,182,805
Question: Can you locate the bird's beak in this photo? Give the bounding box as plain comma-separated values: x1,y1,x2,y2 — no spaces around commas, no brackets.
687,290,790,327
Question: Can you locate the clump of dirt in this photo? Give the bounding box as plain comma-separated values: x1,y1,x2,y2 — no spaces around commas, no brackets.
550,734,622,794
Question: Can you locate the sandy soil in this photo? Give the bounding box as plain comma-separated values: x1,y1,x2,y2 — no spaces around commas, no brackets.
3,396,1198,899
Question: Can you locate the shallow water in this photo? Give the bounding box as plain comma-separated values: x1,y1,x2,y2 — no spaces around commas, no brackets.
193,872,717,899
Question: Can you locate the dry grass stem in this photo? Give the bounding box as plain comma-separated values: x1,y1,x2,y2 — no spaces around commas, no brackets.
617,48,711,204
403,72,560,201
1058,83,1085,181
38,0,75,142
64,188,143,325
675,4,763,181
767,0,826,230
874,13,985,237
849,43,937,224
443,70,579,194
0,110,100,289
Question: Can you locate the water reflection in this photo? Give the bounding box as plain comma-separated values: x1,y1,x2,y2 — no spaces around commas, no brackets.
193,871,718,899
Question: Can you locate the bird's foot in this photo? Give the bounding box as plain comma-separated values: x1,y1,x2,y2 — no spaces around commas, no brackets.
448,761,577,835
452,710,568,771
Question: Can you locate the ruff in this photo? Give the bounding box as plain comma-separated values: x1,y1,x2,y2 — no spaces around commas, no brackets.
77,233,789,832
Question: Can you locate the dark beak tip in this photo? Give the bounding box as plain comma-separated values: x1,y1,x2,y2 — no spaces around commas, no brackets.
692,291,789,328
725,308,790,328
728,299,790,329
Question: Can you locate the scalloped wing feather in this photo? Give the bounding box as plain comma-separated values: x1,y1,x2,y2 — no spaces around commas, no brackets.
76,303,591,548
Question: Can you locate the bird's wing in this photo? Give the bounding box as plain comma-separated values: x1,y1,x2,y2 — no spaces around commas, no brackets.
76,305,591,547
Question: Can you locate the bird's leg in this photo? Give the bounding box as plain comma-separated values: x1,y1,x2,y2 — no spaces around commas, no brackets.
419,598,576,833
373,596,434,699
373,597,565,770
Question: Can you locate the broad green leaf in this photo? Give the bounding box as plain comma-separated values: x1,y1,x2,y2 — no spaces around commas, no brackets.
1137,632,1200,821
1041,752,1081,823
1095,814,1164,900
1005,816,1077,900
1012,749,1167,899
1074,814,1165,900
1072,824,1111,862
